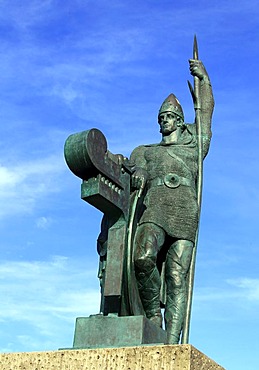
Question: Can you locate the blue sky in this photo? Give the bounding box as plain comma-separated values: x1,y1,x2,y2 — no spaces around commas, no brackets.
0,1,258,369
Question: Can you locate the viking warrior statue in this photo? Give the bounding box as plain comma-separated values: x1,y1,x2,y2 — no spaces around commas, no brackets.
65,39,214,346
129,58,214,344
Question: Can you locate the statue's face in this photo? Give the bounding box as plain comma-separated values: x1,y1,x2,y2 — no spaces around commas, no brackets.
158,111,178,135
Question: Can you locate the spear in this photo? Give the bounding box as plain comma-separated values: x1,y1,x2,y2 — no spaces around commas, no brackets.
181,35,203,344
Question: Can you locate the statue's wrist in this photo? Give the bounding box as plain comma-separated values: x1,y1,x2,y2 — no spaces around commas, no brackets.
200,75,210,85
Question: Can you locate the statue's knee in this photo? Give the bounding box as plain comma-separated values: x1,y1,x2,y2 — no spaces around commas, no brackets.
134,223,163,273
134,253,156,272
134,230,157,273
134,235,157,268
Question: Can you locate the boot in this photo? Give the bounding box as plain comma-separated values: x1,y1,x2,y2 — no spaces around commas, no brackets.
165,289,186,344
136,266,162,327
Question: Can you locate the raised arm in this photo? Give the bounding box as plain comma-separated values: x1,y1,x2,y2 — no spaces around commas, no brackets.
189,59,214,157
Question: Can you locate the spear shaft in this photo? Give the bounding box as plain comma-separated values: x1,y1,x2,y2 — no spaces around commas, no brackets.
181,35,203,344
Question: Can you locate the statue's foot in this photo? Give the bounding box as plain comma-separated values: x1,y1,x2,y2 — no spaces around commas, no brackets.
165,332,179,345
149,313,163,328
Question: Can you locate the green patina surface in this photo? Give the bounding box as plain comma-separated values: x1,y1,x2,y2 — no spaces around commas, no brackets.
64,37,214,348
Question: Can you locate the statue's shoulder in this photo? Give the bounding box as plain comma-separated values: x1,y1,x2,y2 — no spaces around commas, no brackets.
144,143,160,147
131,143,159,155
179,123,197,145
185,123,196,134
130,143,160,166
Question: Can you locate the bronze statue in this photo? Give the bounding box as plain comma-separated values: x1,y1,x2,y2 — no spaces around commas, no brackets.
64,37,214,347
129,57,214,344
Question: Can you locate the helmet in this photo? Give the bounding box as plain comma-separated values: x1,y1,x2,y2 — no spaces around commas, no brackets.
158,93,184,122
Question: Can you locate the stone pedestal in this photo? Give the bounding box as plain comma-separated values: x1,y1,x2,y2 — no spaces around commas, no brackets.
73,315,166,348
0,345,225,370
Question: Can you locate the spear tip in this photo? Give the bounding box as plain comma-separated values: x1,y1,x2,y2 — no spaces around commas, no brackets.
193,35,199,60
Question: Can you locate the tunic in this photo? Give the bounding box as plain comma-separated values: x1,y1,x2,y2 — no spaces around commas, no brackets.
130,124,202,243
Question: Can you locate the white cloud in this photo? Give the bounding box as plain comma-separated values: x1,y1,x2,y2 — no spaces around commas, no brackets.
0,1,55,30
0,156,65,219
185,281,257,348
227,278,259,302
193,276,259,324
35,216,53,229
196,278,259,303
0,256,100,352
0,166,19,187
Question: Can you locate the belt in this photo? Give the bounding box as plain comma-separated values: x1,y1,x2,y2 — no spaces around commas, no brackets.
148,173,195,190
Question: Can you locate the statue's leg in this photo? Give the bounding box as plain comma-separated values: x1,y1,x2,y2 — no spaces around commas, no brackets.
98,256,106,314
165,239,193,344
134,222,165,327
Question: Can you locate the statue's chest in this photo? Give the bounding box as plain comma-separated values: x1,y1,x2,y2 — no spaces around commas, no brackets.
144,145,197,176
